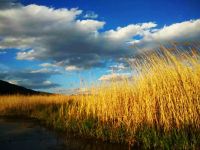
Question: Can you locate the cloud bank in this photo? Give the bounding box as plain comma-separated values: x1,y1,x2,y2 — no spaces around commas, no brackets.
0,4,199,71
130,19,200,50
0,3,200,90
0,4,135,69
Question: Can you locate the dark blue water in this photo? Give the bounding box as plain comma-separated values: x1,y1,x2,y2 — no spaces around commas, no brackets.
0,118,129,150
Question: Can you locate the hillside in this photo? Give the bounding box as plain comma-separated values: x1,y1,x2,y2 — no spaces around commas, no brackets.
0,80,50,95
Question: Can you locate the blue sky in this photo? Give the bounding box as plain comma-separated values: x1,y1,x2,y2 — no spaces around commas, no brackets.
0,0,200,93
21,0,200,27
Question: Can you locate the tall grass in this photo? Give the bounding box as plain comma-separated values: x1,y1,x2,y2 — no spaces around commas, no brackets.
0,46,200,149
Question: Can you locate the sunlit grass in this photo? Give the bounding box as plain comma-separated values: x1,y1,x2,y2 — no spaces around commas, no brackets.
0,46,200,149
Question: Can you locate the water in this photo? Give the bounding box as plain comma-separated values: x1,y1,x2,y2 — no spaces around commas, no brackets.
0,118,129,150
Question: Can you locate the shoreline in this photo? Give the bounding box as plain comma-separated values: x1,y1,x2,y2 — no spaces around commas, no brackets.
0,116,131,150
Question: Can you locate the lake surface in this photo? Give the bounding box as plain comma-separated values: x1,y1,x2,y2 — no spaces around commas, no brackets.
0,118,130,150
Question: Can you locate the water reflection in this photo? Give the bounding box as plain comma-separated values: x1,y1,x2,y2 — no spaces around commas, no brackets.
0,118,129,150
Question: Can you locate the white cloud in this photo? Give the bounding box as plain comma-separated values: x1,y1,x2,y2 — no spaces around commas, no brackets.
76,19,105,31
40,63,57,67
65,65,81,71
7,79,20,85
16,49,35,60
0,4,120,69
30,68,61,74
43,80,52,85
0,5,82,41
84,11,98,19
104,22,157,41
31,68,50,73
130,19,200,50
0,3,199,71
0,37,35,49
98,73,131,81
151,19,200,40
108,63,128,73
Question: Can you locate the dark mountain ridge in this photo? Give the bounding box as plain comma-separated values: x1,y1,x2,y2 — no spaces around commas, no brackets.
0,80,51,95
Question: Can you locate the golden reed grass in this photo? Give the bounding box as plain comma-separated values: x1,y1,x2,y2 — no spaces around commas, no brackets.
0,46,200,149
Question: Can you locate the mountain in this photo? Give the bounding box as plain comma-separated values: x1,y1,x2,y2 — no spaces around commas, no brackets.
0,80,50,95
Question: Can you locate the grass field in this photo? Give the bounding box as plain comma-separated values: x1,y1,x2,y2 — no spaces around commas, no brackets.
0,46,200,149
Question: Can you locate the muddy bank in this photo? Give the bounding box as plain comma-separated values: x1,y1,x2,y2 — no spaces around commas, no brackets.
0,117,129,150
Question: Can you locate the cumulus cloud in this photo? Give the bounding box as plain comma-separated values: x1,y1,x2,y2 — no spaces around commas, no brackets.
76,19,105,31
0,68,60,89
0,5,82,37
0,4,139,70
130,19,200,50
104,22,157,41
0,37,35,50
0,3,200,72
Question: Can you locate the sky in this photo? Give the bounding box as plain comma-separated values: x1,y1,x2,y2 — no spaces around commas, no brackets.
0,0,200,93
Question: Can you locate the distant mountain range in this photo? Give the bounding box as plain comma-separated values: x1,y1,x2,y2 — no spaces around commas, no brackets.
0,80,51,95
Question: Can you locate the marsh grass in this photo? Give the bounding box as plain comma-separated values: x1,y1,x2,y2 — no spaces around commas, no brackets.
0,46,200,149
